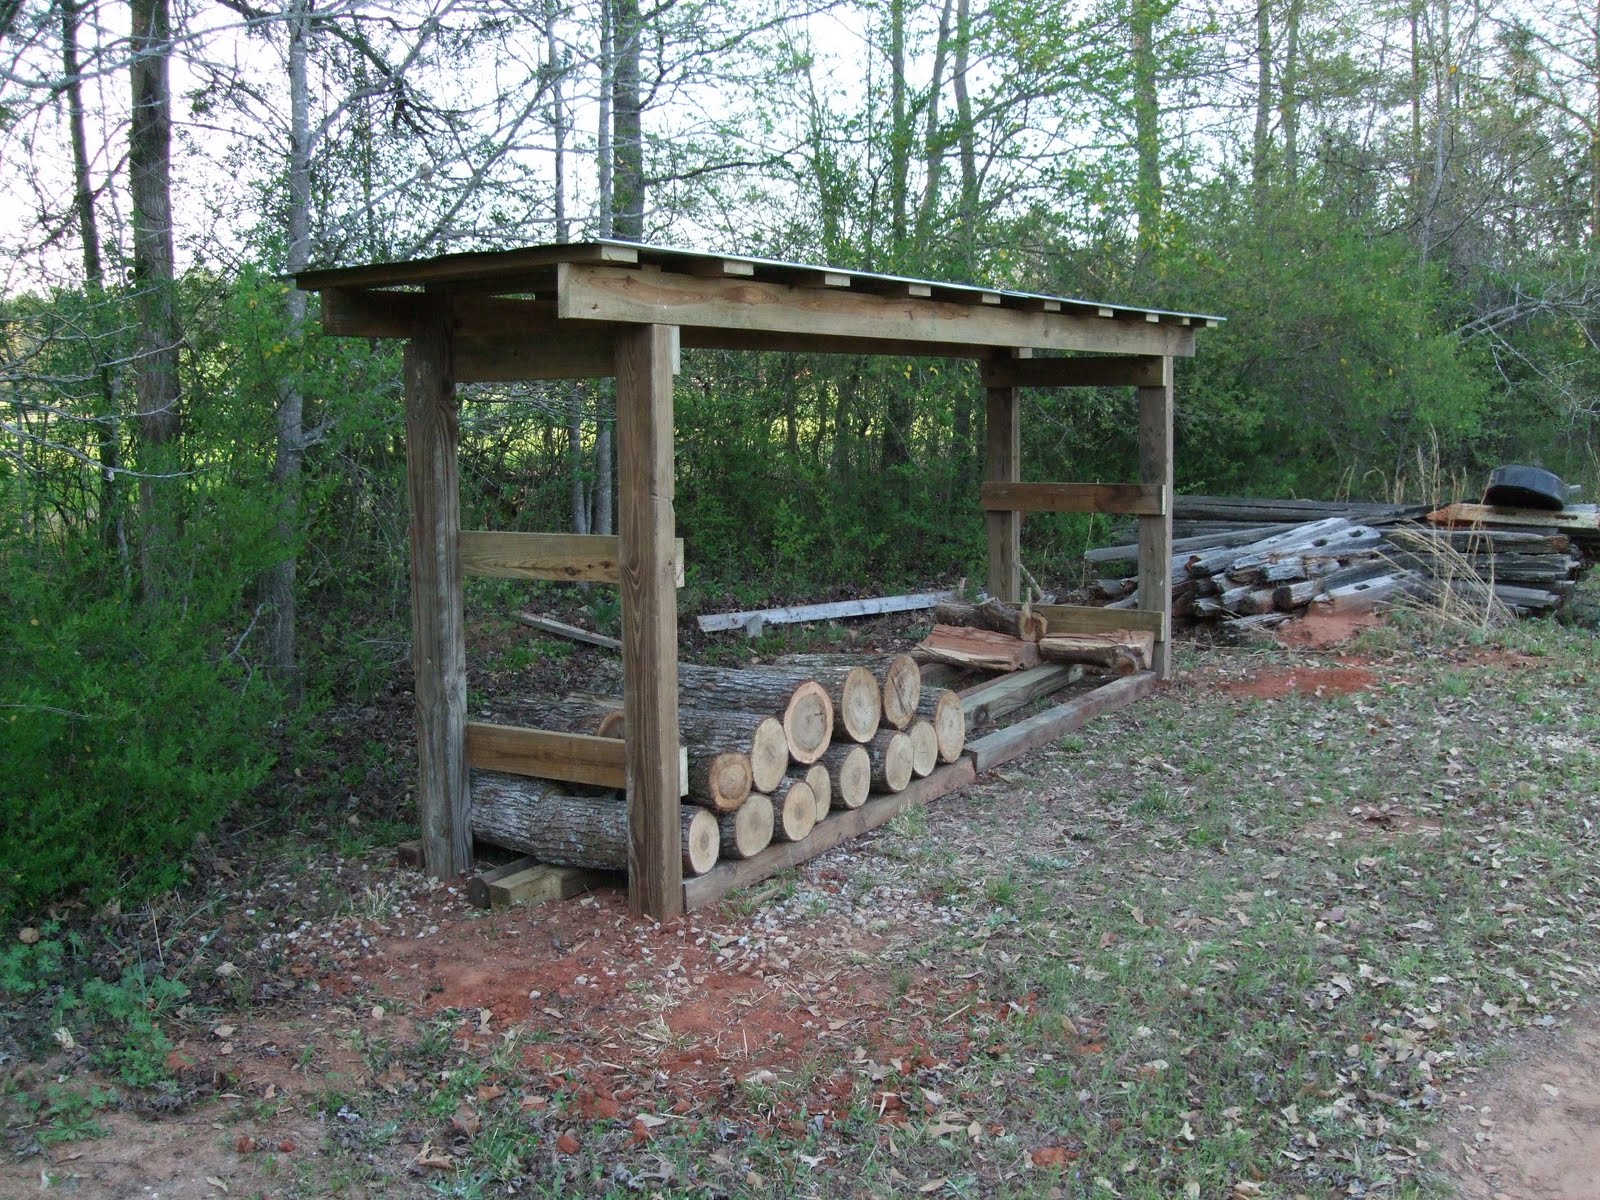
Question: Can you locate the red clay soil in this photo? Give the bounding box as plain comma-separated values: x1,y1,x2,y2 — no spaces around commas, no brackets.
1218,665,1378,700
1276,609,1383,649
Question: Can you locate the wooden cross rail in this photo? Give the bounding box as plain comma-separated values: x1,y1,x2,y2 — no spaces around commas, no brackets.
1034,604,1166,636
979,481,1168,517
460,530,685,587
464,721,688,796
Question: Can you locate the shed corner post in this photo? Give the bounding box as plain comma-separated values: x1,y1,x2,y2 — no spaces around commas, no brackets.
615,323,683,921
984,348,1027,603
404,313,472,878
1136,356,1176,678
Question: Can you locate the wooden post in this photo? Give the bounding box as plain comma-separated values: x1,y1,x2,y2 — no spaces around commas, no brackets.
1136,357,1175,678
984,350,1024,603
615,324,683,920
404,316,472,878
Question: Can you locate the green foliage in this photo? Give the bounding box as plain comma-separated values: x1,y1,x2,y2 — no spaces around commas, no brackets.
66,965,190,1088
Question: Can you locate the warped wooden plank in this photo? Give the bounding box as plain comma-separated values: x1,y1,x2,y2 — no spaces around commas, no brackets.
696,589,958,634
515,612,622,651
1428,502,1600,532
981,481,1167,517
958,664,1083,730
965,672,1159,773
982,354,1166,389
557,263,1197,358
1036,604,1165,636
461,531,684,586
683,758,978,910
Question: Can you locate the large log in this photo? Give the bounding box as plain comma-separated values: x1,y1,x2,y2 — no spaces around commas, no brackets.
718,793,774,860
804,763,832,821
675,664,833,764
470,772,719,876
917,624,1041,673
906,720,938,778
931,598,1047,642
769,777,818,842
778,663,881,742
817,742,871,810
914,687,966,763
862,729,914,794
604,703,786,800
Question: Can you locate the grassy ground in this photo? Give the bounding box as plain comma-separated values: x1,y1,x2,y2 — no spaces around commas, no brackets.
3,605,1599,1199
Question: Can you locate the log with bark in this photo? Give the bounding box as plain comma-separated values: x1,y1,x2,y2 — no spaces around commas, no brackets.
718,792,774,860
931,598,1047,642
606,704,787,799
674,664,834,764
817,742,871,810
776,652,921,730
861,729,914,794
913,686,966,762
1037,631,1153,674
769,776,819,842
470,772,719,876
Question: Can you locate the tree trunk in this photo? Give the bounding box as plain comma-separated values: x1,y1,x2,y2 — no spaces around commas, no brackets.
1280,0,1301,194
817,742,870,809
1130,0,1162,259
129,0,182,603
719,792,773,859
471,772,718,875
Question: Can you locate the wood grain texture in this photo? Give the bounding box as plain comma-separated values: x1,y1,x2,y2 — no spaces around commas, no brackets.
616,323,684,920
981,354,1167,389
1136,358,1176,677
460,531,683,586
964,671,1159,773
404,319,472,878
985,351,1023,603
683,759,978,910
957,664,1082,731
1036,604,1165,635
979,482,1167,516
559,264,1196,358
464,720,690,796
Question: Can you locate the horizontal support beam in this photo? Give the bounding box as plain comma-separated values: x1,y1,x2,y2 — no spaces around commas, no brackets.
456,334,614,381
461,531,684,587
980,482,1168,516
558,263,1196,358
965,672,1158,773
1035,604,1166,636
982,354,1168,389
464,721,687,795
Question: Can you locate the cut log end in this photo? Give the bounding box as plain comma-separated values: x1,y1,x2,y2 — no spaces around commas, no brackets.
718,793,774,860
784,680,834,764
881,653,922,729
819,742,871,810
867,730,914,794
804,763,831,821
920,689,966,762
689,750,753,813
907,720,938,778
838,665,883,742
749,716,790,793
772,780,818,842
683,807,721,876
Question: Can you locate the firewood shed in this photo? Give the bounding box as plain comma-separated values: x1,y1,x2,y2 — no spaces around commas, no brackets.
294,241,1221,920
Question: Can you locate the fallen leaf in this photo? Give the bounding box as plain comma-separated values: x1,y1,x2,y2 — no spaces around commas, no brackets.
450,1103,482,1137
555,1132,580,1155
234,1135,258,1153
415,1142,454,1169
18,927,40,945
919,1180,947,1194
206,1177,229,1193
212,1025,235,1040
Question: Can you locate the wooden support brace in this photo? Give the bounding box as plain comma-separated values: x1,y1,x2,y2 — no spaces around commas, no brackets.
985,349,1024,603
460,531,684,586
464,720,689,795
1035,604,1165,636
1136,358,1176,678
616,324,684,921
982,354,1167,389
980,482,1168,517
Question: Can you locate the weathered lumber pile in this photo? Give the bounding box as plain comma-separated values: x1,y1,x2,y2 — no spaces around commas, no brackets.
917,597,1155,676
470,653,966,877
1087,496,1594,632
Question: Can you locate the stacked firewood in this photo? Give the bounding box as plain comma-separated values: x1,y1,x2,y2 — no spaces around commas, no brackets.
470,655,966,877
1088,500,1592,633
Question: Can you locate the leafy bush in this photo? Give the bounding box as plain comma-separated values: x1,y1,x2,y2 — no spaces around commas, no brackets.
0,543,276,919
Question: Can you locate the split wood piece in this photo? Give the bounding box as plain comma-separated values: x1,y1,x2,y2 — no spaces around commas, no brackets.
907,720,939,778
675,664,834,764
769,777,819,842
804,763,832,821
514,611,622,652
1429,502,1600,534
1085,523,1297,564
684,760,978,911
965,672,1160,774
917,624,1041,673
470,772,719,876
958,664,1083,732
931,598,1047,642
777,652,922,730
862,729,915,794
718,793,774,860
817,742,871,810
914,687,966,762
1219,612,1293,639
1038,631,1153,674
1271,559,1392,609
467,856,608,910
